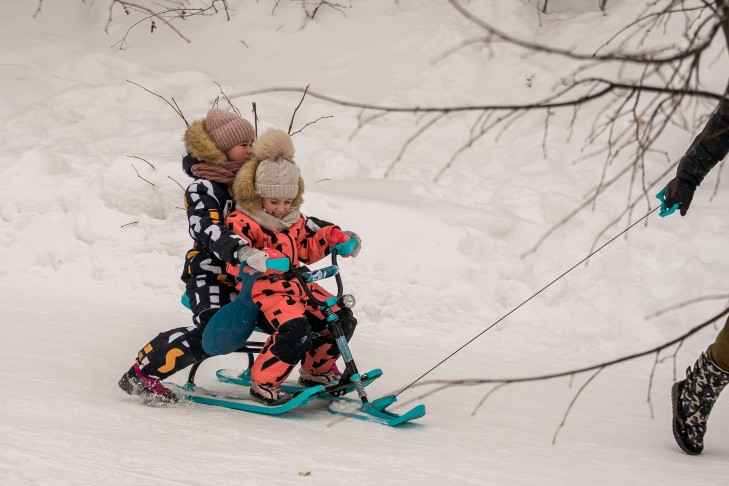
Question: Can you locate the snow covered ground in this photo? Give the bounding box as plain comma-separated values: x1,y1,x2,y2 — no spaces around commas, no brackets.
1,1,728,484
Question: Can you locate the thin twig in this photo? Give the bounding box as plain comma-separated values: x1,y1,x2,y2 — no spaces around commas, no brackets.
126,80,189,125
290,116,333,136
168,176,185,190
288,85,310,135
552,367,603,445
471,382,511,416
127,155,155,169
131,164,155,186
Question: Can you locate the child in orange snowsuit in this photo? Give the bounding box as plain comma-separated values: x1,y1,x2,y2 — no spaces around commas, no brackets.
225,128,361,405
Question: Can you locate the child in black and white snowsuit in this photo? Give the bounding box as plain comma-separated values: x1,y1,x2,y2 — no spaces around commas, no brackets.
118,108,269,404
662,89,729,455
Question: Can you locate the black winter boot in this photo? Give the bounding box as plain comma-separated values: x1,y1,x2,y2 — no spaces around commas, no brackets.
672,347,729,455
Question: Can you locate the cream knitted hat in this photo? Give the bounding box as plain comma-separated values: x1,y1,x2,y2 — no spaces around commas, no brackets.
255,158,300,198
253,129,300,199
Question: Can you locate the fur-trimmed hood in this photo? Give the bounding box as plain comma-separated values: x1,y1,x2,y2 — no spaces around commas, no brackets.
183,119,228,166
232,129,305,212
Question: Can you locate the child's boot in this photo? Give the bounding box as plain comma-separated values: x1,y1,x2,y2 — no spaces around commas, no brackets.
672,346,729,454
298,368,342,387
118,363,178,406
299,336,341,387
250,382,293,406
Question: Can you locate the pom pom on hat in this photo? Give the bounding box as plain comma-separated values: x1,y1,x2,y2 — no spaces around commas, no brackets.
204,108,255,152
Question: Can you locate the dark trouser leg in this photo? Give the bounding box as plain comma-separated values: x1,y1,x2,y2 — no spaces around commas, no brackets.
709,316,729,372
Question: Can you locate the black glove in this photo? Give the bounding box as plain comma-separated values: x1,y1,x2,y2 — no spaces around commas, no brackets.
663,177,696,216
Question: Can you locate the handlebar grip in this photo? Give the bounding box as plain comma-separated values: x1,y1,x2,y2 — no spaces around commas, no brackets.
332,238,358,256
266,257,290,272
301,265,339,283
241,256,290,275
655,189,679,217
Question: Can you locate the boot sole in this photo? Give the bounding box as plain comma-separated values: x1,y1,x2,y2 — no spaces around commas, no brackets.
249,388,293,406
298,378,332,388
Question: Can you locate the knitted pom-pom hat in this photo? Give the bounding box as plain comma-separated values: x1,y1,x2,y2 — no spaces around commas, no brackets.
253,130,300,199
204,108,255,152
232,129,305,212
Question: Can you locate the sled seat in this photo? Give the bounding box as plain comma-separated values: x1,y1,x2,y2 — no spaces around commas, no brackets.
181,292,266,384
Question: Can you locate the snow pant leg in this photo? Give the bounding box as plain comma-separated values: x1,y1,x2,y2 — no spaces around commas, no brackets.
301,308,357,374
132,279,237,380
135,326,206,380
251,317,312,387
710,316,729,372
185,277,237,328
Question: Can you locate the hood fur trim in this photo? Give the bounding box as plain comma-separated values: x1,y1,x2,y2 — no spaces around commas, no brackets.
183,120,228,165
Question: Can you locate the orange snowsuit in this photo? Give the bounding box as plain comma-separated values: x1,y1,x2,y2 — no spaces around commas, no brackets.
226,210,349,387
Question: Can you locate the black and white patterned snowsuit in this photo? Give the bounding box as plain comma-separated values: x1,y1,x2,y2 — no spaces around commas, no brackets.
135,152,251,380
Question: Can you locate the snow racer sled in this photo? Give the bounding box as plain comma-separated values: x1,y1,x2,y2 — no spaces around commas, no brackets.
167,242,426,427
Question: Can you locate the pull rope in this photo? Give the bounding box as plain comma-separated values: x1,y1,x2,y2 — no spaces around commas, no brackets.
396,206,660,396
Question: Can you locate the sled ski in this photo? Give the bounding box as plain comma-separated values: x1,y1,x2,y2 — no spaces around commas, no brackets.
327,395,426,427
164,368,423,426
215,367,384,398
164,381,325,415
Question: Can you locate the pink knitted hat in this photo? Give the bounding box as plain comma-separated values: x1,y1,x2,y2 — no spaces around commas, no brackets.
204,108,255,151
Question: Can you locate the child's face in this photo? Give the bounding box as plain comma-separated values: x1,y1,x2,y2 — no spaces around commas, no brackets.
261,197,293,219
226,141,254,163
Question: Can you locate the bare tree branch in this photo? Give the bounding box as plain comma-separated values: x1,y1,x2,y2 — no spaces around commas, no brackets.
397,307,729,400
130,163,154,186
107,1,193,45
127,155,154,169
252,102,259,137
168,175,185,190
215,82,242,118
290,115,333,136
552,367,603,445
231,82,722,116
303,1,349,19
126,80,189,126
288,85,310,135
384,114,447,177
447,0,721,65
646,294,729,319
